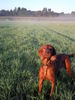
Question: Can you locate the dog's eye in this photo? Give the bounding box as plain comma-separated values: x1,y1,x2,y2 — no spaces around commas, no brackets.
46,48,52,53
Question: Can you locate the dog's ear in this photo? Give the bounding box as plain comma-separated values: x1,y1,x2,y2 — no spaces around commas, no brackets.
52,47,56,55
50,55,56,61
38,48,43,60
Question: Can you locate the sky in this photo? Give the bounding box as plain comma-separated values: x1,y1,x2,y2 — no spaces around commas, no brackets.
0,0,75,13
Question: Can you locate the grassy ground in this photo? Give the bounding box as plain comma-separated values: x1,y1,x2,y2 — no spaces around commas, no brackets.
0,21,75,100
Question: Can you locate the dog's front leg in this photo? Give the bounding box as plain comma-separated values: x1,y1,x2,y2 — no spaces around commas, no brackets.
39,78,43,95
50,77,55,96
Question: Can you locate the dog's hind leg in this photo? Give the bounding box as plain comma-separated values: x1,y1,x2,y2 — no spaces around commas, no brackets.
65,56,73,79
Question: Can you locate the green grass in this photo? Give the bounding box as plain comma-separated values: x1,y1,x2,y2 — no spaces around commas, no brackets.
0,21,75,100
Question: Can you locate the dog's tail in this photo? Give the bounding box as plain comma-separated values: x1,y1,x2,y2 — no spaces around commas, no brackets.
68,53,75,58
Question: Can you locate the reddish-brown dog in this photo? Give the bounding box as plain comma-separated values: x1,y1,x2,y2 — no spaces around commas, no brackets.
39,53,75,96
38,44,56,65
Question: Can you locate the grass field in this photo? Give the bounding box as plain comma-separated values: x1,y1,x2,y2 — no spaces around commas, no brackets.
0,20,75,100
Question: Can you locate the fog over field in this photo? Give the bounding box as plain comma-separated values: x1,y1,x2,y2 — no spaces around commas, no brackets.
0,16,75,23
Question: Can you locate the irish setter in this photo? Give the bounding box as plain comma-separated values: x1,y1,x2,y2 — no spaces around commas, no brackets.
38,53,75,96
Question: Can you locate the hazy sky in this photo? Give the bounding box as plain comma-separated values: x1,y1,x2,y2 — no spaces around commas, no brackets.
0,0,75,13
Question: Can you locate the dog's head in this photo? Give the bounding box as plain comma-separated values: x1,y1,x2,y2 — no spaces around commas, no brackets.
38,44,56,61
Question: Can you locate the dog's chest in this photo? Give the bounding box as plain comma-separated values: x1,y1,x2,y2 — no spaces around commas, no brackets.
43,66,48,78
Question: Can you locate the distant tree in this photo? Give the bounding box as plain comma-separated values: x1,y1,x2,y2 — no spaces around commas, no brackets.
42,8,48,16
6,10,10,16
0,7,70,17
10,10,13,16
0,10,6,16
13,7,17,16
47,9,52,16
71,11,75,16
48,9,51,12
35,11,42,16
17,7,27,16
59,12,64,16
18,7,21,11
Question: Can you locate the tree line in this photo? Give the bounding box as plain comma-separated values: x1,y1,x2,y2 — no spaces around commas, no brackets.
0,7,75,17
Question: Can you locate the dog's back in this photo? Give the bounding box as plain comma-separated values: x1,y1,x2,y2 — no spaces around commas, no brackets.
54,54,66,72
52,54,74,79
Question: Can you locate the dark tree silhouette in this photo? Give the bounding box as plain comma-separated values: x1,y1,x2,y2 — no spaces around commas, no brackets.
0,7,74,17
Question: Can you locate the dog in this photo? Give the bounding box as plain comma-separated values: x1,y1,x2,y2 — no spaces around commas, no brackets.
38,53,75,96
38,44,56,65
